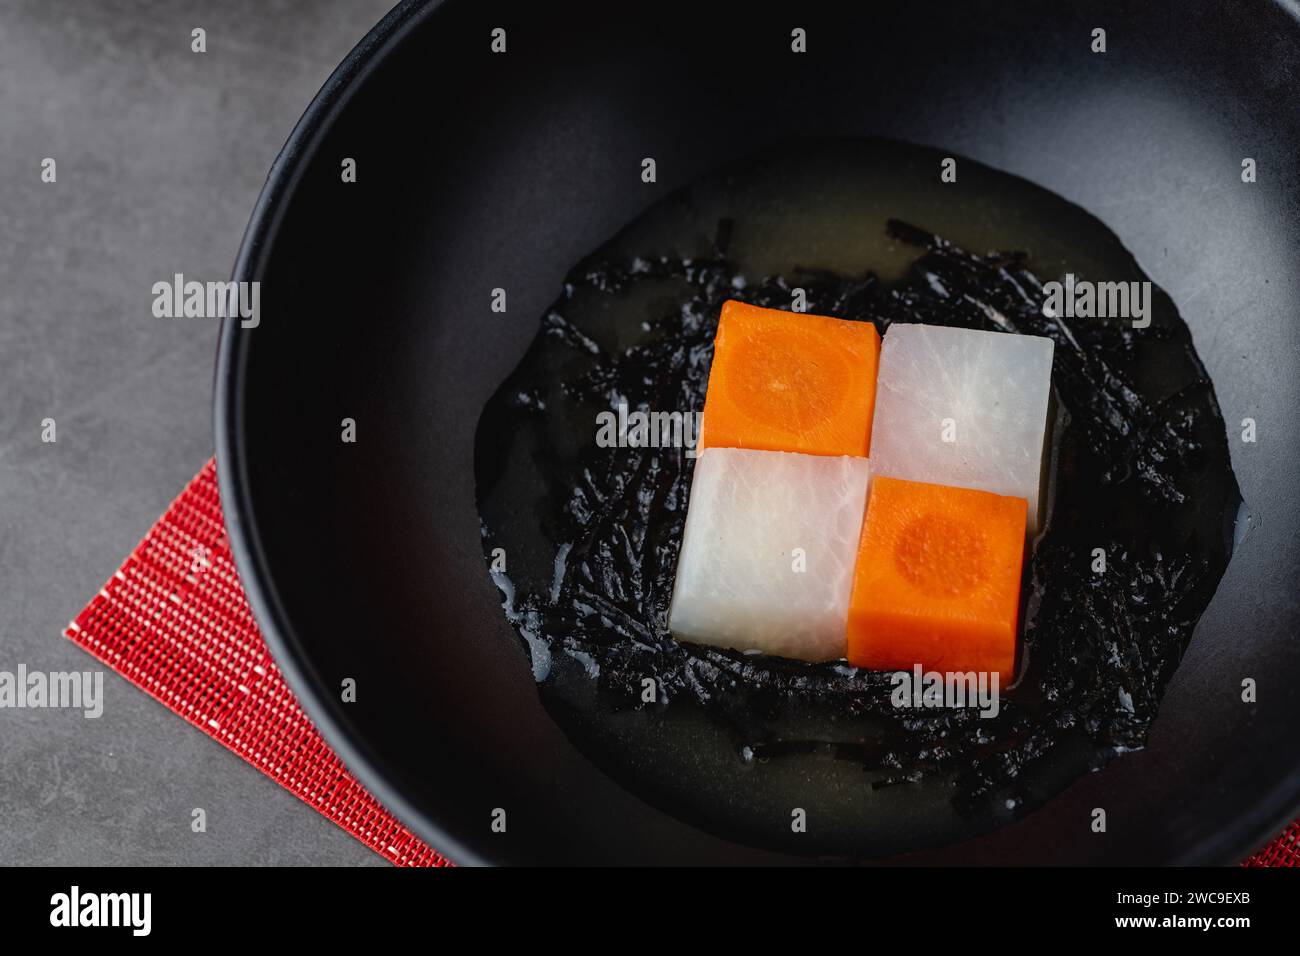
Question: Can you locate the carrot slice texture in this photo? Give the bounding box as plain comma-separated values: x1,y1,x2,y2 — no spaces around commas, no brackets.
701,300,881,458
847,476,1027,682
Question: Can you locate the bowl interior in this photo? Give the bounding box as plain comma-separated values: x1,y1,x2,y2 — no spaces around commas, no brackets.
221,0,1300,864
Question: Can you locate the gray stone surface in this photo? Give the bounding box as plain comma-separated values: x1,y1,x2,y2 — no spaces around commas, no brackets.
0,0,396,865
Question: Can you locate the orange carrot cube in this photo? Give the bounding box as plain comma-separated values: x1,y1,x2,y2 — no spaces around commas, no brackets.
847,476,1027,682
700,301,881,458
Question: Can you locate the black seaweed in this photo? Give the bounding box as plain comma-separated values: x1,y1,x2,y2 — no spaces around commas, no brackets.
475,213,1240,830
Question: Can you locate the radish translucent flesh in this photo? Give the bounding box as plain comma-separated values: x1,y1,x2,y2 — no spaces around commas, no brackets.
668,448,870,662
869,324,1054,533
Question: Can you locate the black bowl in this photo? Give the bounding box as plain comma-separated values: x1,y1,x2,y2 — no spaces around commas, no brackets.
216,0,1300,864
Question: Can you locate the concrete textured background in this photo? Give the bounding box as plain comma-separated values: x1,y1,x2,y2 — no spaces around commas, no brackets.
0,0,396,865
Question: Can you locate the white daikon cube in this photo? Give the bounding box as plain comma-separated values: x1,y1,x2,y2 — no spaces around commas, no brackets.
668,447,870,661
869,323,1054,533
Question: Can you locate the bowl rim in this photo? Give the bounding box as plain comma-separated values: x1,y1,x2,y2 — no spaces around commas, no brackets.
213,0,488,866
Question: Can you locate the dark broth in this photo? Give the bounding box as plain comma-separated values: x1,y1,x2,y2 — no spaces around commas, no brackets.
473,139,1241,857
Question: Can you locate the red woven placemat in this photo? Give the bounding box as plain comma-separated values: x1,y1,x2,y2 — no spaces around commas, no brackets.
64,458,448,867
64,457,1296,866
1244,822,1300,867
